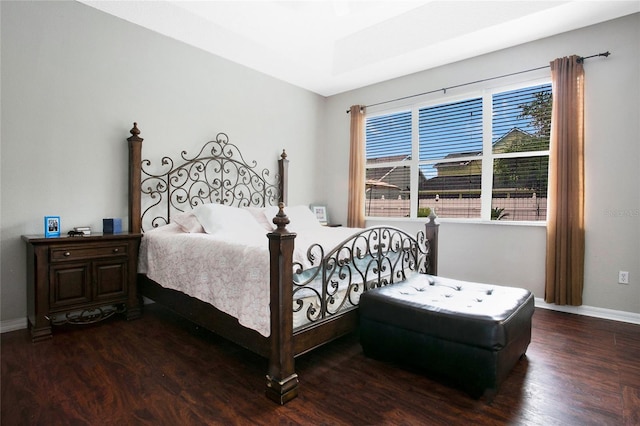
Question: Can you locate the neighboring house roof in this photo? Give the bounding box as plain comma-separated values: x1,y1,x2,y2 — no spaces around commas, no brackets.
419,174,481,192
367,154,410,164
492,127,534,153
432,128,532,169
433,151,479,171
366,127,543,194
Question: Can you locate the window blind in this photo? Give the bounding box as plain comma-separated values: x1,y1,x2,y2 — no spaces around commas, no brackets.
366,110,412,162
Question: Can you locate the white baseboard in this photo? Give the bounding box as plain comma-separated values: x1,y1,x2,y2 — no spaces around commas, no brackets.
2,300,638,333
535,298,640,325
0,317,28,334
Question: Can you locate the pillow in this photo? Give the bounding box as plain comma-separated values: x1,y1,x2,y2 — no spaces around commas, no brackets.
263,205,322,232
171,212,205,233
242,206,274,231
193,203,267,237
263,205,280,230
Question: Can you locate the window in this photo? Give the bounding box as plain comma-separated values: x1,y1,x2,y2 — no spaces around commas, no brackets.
365,82,551,221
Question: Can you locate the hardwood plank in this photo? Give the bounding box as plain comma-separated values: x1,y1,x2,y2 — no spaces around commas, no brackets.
623,386,640,426
2,306,639,425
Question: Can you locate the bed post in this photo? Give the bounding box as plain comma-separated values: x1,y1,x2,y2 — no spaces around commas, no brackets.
266,203,298,404
424,211,439,275
278,150,288,205
127,122,143,234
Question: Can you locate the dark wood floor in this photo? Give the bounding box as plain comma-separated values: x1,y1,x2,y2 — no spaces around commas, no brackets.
2,304,639,426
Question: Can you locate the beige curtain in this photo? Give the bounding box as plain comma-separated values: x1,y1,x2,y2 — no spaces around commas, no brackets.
347,105,366,228
544,55,585,305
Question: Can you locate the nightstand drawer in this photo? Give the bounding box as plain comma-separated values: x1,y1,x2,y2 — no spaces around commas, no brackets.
50,243,128,262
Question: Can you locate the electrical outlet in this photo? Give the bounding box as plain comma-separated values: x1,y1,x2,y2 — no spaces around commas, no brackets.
618,271,629,284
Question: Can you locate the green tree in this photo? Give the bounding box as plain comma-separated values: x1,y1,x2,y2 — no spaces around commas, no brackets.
519,90,552,137
493,90,552,197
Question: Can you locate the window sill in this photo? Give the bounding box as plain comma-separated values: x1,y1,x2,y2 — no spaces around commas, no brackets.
365,216,547,227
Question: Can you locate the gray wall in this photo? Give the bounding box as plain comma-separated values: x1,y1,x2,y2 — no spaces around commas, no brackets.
0,1,325,324
323,13,640,315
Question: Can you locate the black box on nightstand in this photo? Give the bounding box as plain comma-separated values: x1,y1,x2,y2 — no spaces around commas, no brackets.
103,218,122,234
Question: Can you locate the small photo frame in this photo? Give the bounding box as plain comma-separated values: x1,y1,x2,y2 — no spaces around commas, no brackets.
311,205,328,225
44,216,61,238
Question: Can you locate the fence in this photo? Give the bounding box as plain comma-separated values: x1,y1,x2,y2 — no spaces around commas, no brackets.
366,196,547,221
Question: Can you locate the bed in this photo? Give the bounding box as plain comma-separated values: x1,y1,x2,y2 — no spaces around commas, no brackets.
126,122,439,404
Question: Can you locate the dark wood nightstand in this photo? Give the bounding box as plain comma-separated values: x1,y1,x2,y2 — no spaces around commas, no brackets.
22,232,142,342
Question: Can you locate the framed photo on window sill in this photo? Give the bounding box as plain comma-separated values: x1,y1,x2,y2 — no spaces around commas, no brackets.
310,205,328,225
44,216,61,238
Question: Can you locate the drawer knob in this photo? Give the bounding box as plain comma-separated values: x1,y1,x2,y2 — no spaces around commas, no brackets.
113,248,119,253
64,252,71,257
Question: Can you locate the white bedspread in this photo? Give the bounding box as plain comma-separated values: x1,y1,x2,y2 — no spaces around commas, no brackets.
139,223,362,337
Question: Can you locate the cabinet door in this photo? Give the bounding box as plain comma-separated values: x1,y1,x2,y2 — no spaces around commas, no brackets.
49,262,92,309
93,258,128,302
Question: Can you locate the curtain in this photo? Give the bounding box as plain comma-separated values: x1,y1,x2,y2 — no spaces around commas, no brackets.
347,105,366,228
544,55,585,305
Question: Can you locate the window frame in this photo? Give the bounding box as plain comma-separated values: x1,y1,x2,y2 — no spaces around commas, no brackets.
364,77,551,224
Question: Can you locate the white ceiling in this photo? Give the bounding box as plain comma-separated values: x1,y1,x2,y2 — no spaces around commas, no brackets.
80,1,640,96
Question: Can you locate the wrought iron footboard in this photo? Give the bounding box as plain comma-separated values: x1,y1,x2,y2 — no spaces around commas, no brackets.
292,226,431,328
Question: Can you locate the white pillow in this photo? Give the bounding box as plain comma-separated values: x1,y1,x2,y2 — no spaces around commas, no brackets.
242,206,274,231
193,203,267,237
263,205,321,232
172,212,205,233
263,205,279,230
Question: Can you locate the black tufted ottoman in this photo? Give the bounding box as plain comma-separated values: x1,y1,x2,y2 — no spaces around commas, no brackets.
359,274,534,399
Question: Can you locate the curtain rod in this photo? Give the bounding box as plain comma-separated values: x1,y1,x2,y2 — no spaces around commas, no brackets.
346,51,610,113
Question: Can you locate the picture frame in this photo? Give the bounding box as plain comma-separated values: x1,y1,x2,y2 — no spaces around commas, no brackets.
310,205,328,225
44,216,61,238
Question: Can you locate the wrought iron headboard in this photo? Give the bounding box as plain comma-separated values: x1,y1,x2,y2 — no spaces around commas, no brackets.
127,123,288,233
